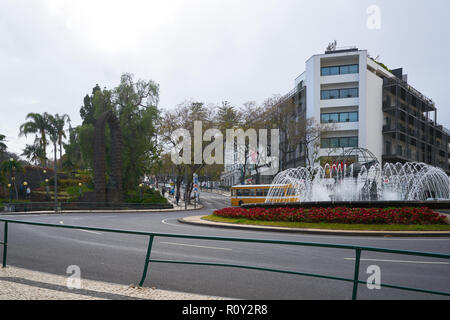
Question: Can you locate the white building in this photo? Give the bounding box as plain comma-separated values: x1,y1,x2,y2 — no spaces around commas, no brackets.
221,46,449,184
292,47,448,171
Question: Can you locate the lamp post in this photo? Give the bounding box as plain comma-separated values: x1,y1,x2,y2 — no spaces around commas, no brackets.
45,179,49,198
139,184,143,201
7,183,12,204
9,158,14,200
23,181,28,199
78,183,83,197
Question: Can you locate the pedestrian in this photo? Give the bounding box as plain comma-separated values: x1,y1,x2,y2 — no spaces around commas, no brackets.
175,194,180,206
26,186,31,199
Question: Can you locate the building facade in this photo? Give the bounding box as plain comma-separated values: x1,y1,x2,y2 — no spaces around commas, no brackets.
284,47,450,173
221,47,450,187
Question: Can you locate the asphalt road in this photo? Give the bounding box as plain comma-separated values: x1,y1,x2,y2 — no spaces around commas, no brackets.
0,192,449,300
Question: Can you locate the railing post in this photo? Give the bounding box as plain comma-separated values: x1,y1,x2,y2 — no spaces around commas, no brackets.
2,221,8,268
352,248,362,300
139,235,154,287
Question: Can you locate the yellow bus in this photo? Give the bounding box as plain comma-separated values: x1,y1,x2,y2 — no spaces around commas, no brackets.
230,184,300,206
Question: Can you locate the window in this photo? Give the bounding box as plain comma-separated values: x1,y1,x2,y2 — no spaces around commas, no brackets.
321,136,358,148
321,88,359,100
339,88,359,99
321,112,358,123
348,112,358,122
321,114,330,123
348,137,358,147
321,89,339,100
321,64,359,76
339,112,350,122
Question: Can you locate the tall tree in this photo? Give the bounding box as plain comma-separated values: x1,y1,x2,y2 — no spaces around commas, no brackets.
46,114,60,210
53,113,71,165
80,84,101,125
21,138,45,165
159,100,214,203
19,112,52,166
0,134,7,153
113,73,160,193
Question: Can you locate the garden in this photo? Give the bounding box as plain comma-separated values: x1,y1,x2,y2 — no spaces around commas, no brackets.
205,206,450,231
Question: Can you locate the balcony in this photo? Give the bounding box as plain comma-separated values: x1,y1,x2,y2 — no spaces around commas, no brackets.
321,73,359,85
321,97,359,108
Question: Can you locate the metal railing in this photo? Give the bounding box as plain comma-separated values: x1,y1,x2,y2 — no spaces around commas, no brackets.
0,218,449,300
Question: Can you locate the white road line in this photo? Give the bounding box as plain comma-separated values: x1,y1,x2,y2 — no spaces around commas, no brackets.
160,241,232,251
59,220,101,235
77,229,102,235
344,258,449,265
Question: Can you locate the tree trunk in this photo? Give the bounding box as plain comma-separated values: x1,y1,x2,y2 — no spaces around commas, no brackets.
53,142,58,212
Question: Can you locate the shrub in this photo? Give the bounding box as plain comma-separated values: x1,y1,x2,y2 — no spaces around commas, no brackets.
213,207,447,225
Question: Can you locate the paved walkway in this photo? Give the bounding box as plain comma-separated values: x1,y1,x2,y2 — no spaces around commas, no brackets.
0,266,228,300
179,215,450,237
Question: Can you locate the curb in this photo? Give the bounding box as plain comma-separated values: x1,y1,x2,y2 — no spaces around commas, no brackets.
178,216,450,238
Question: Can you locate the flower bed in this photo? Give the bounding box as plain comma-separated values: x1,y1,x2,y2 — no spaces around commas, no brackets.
213,207,447,225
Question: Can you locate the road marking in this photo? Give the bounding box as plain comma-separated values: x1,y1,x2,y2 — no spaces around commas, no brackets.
59,220,101,235
77,229,102,235
160,241,232,251
344,258,449,265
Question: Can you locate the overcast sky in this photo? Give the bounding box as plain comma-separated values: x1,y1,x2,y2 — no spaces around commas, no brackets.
1,0,449,155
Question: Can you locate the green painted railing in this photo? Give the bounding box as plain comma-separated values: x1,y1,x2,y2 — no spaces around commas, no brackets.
0,218,449,300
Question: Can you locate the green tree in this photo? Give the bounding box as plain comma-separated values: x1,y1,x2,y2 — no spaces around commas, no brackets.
21,138,46,165
0,134,7,153
114,73,160,192
80,84,101,125
0,159,25,200
19,112,52,166
64,74,161,197
53,113,71,165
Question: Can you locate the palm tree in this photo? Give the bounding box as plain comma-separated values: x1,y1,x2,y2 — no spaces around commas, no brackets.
19,112,52,166
0,134,7,153
47,114,61,210
53,114,71,164
21,139,46,165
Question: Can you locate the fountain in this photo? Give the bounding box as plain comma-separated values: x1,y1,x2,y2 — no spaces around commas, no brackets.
264,148,449,206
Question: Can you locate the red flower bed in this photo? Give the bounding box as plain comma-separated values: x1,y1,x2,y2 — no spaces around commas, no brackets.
213,207,447,225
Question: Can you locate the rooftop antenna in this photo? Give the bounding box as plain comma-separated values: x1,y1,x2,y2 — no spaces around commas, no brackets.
326,40,337,52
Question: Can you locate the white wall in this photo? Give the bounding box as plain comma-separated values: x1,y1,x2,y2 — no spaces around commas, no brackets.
365,68,384,163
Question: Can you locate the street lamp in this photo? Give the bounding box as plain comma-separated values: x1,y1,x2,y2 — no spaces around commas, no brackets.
7,183,12,204
139,184,143,201
11,176,16,200
78,183,83,197
23,181,28,199
41,170,47,187
45,179,49,198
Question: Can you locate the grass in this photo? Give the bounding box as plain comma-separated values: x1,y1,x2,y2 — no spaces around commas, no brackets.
203,215,450,231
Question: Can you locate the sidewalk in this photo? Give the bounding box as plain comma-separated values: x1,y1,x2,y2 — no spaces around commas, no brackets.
0,266,228,300
201,189,231,197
